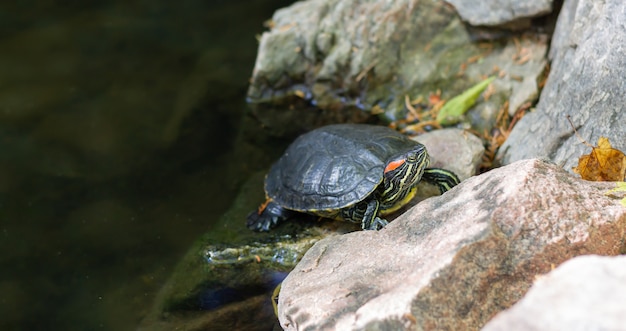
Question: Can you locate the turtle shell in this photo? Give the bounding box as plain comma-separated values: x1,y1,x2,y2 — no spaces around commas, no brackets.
265,124,422,212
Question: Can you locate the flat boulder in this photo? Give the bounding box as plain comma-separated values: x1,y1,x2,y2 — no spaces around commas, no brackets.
277,159,626,330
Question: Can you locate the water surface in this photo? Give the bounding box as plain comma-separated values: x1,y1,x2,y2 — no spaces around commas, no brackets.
0,0,292,329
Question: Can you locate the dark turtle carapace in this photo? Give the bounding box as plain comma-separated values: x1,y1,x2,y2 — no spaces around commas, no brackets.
247,124,460,231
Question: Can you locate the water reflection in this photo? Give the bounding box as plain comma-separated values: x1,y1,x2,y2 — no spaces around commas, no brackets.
0,0,292,329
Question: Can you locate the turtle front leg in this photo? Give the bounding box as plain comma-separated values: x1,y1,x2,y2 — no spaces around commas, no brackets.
362,199,388,230
342,199,388,230
422,168,460,194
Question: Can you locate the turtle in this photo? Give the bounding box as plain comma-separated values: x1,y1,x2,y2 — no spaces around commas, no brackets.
247,124,460,231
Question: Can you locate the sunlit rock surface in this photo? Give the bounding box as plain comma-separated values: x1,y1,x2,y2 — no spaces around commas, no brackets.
277,159,626,330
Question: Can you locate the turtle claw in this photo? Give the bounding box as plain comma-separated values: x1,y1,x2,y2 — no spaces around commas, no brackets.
246,201,295,232
363,217,388,231
246,211,275,231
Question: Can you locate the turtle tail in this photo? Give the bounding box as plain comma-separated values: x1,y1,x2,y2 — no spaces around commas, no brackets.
246,200,295,232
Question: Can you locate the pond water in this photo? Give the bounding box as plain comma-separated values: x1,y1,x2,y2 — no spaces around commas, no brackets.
0,0,293,329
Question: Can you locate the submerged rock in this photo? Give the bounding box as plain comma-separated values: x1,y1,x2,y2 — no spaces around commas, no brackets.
277,159,626,330
138,172,354,331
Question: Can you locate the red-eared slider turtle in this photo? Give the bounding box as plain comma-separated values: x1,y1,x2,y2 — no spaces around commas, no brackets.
247,124,460,231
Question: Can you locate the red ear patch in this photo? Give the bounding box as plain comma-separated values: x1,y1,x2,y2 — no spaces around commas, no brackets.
384,159,405,173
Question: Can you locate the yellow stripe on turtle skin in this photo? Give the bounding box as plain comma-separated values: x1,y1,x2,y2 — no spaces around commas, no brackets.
309,208,344,221
379,186,418,215
422,168,460,193
272,282,281,317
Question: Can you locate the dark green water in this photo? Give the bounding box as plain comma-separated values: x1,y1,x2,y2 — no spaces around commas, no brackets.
0,0,292,329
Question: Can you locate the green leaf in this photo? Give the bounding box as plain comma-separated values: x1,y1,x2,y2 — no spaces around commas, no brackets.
605,182,626,207
436,76,495,125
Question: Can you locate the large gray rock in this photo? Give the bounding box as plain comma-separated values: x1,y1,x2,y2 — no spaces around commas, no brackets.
445,0,553,26
277,159,626,330
499,0,626,173
247,0,548,134
482,255,626,331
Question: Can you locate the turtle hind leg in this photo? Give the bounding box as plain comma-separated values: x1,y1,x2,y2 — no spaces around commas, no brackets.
246,200,295,232
422,168,460,194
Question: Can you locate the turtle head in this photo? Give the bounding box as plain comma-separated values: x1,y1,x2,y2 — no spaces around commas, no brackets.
381,144,430,201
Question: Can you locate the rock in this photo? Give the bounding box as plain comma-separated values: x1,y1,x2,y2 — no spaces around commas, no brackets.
247,0,548,133
445,0,553,27
277,159,626,330
499,0,626,173
482,255,626,331
414,128,485,181
389,128,485,214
